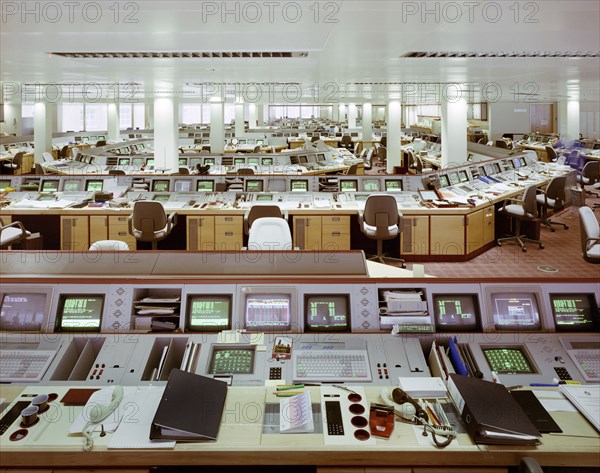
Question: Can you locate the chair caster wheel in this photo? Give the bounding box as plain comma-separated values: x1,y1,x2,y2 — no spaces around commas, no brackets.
497,242,502,247
565,225,569,230
522,248,527,252
540,244,544,249
550,228,555,232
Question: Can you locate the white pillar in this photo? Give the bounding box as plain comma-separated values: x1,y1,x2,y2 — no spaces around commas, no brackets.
348,103,357,129
362,103,373,141
153,97,178,170
145,103,154,130
107,103,120,142
1,103,23,135
33,102,53,163
248,103,257,129
441,94,468,167
338,104,346,123
387,101,402,174
332,104,339,122
234,103,245,137
210,101,225,153
257,103,265,126
558,100,580,144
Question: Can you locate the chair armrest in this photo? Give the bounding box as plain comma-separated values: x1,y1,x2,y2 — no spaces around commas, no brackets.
282,210,289,222
357,209,364,227
0,220,26,235
500,197,522,211
167,212,177,230
585,237,600,251
243,208,251,235
127,214,134,236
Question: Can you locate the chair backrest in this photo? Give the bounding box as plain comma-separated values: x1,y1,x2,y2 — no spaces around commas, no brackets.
71,147,80,160
12,151,25,166
495,139,508,149
60,145,70,159
363,194,400,230
555,155,566,165
353,142,360,154
380,136,387,147
415,155,426,173
109,169,126,175
247,217,292,250
252,145,261,152
364,148,374,167
246,205,283,232
42,152,54,163
237,168,255,175
96,140,107,147
378,146,387,163
544,176,567,208
578,206,599,255
412,139,426,152
35,163,46,175
521,185,538,218
132,201,168,238
178,166,190,175
545,146,558,161
582,161,600,185
345,164,359,175
89,240,130,251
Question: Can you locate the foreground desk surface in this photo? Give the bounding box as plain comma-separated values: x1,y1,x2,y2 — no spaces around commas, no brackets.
1,384,598,470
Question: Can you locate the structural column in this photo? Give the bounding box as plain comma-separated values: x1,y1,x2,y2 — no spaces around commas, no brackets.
210,101,225,153
362,103,373,143
332,104,339,122
153,97,178,170
1,103,23,135
248,103,258,129
558,100,580,144
107,103,120,142
348,103,357,129
387,101,402,173
338,104,346,123
33,102,53,163
257,103,265,126
145,103,154,130
441,94,468,167
234,103,245,137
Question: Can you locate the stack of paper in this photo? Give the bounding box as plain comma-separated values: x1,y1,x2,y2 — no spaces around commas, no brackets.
398,377,448,398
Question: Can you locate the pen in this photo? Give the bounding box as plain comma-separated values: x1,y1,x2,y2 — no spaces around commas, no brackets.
529,383,559,387
274,391,303,397
276,384,305,391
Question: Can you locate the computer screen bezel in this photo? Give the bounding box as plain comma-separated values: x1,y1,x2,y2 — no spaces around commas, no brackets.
488,289,543,331
290,179,309,192
261,157,273,166
362,179,380,192
174,179,193,192
459,170,469,183
550,293,599,332
84,180,104,192
304,293,351,333
240,286,296,332
0,290,53,332
208,345,256,375
481,345,538,374
244,179,264,192
339,179,359,192
186,294,232,332
432,293,481,332
40,179,59,193
385,179,403,192
151,180,170,192
55,293,104,332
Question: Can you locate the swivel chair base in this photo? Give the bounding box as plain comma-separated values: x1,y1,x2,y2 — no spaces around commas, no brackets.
366,240,406,267
542,218,569,232
497,233,544,252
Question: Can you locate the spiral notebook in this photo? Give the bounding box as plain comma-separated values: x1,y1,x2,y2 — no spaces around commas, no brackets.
107,386,175,449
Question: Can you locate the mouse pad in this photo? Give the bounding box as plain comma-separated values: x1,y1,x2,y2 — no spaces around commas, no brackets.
511,390,562,433
60,388,100,406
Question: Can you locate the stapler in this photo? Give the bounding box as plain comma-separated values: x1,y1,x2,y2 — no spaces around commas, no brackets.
369,403,395,438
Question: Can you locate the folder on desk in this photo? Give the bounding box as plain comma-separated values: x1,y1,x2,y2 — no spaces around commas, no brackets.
447,374,540,445
150,369,228,441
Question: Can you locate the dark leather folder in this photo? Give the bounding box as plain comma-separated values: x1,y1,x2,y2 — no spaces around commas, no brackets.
150,369,228,441
447,374,541,445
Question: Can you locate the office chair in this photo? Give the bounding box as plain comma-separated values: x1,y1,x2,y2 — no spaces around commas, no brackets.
199,149,210,155
237,168,255,175
71,147,80,161
578,206,600,263
128,201,177,250
477,138,486,144
380,136,387,148
412,139,427,153
312,136,320,143
35,163,47,175
96,140,107,147
353,142,361,156
60,145,70,159
0,218,31,249
536,175,569,231
363,148,374,171
247,217,293,251
176,166,191,175
497,185,544,252
495,140,509,149
358,194,405,267
243,205,287,235
109,169,126,175
576,161,600,199
42,152,54,163
415,154,433,173
545,146,558,162
344,163,359,175
252,145,261,153
89,240,130,251
339,135,353,150
377,146,387,166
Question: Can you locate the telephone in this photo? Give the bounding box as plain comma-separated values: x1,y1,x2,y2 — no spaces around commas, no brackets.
380,387,457,448
82,386,124,451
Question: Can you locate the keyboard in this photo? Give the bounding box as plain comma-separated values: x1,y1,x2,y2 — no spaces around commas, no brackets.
0,349,58,383
568,350,600,382
293,349,372,383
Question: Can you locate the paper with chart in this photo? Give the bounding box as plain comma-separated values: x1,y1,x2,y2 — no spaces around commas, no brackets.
280,391,314,433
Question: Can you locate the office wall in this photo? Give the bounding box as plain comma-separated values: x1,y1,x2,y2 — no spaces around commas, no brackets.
580,102,600,139
488,102,531,140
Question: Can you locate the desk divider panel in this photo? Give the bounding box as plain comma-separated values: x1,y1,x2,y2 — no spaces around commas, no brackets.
141,336,189,381
50,337,105,381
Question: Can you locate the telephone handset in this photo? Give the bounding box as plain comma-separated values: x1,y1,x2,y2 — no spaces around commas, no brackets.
379,387,420,421
82,386,124,451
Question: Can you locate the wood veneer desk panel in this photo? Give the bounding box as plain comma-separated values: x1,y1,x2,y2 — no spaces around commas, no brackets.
1,385,597,470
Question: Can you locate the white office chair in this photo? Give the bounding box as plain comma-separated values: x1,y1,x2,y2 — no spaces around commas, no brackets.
71,147,80,161
247,217,293,251
89,240,130,251
578,206,600,264
412,139,427,153
0,218,31,249
42,152,54,163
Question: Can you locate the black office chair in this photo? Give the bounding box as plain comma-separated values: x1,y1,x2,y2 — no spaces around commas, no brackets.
545,146,558,162
96,140,107,147
339,135,353,150
109,169,126,175
536,175,568,231
497,185,544,252
60,145,70,159
128,201,177,250
380,136,387,148
495,140,509,149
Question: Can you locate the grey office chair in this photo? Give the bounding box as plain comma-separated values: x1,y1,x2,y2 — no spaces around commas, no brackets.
497,185,544,252
353,142,361,156
578,206,600,264
243,205,287,236
576,161,600,199
363,148,374,171
377,146,387,173
128,201,177,250
344,163,359,175
358,194,405,267
415,154,433,173
536,175,569,231
545,146,558,162
247,217,293,251
0,218,30,249
339,135,353,150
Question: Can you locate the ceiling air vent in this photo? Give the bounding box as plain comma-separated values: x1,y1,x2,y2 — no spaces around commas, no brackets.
401,51,599,58
51,51,308,59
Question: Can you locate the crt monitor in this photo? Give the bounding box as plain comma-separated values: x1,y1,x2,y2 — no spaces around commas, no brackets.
340,179,358,192
119,158,130,166
197,180,215,192
459,170,469,183
41,180,59,192
298,156,308,164
187,295,232,332
97,135,105,141
153,194,170,202
245,180,264,192
492,163,501,174
385,179,403,192
174,179,192,192
261,157,273,165
550,293,598,332
448,172,460,186
482,346,536,374
304,294,350,332
256,194,273,202
85,180,103,192
146,158,155,167
208,346,255,374
247,157,259,166
0,293,46,331
244,293,292,331
56,294,104,332
363,179,380,192
438,175,450,187
132,157,145,167
290,179,308,192
204,157,215,165
62,180,80,191
491,292,541,330
0,179,11,191
152,180,170,192
317,153,326,162
234,157,245,165
513,157,522,169
433,294,480,331
179,158,187,165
